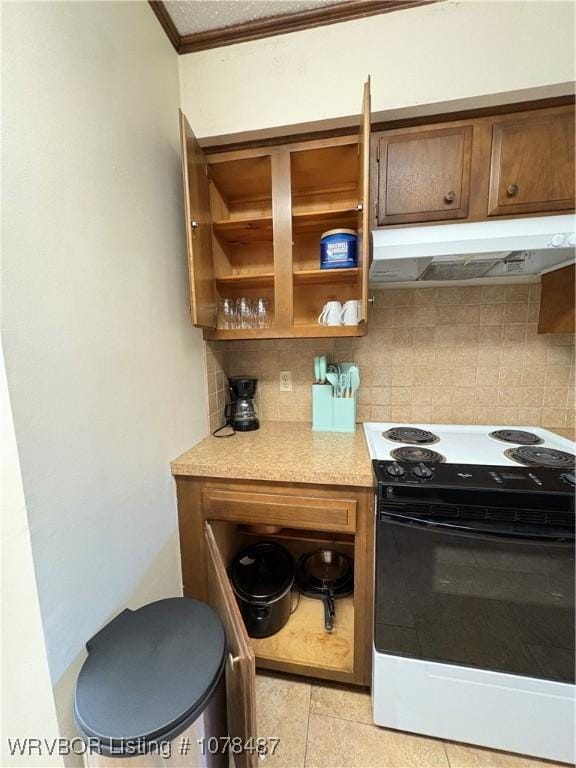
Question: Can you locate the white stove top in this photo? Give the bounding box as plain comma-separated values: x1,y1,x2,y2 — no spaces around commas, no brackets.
363,423,576,467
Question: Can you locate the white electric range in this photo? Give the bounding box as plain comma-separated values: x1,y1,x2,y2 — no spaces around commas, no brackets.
363,422,576,468
364,422,575,764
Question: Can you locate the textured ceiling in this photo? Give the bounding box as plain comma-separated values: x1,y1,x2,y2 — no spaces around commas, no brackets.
165,1,348,36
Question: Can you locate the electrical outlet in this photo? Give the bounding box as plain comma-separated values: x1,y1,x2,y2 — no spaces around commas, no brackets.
279,371,293,392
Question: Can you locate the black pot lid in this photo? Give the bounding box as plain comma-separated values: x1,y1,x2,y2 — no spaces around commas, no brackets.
74,598,225,754
230,542,294,603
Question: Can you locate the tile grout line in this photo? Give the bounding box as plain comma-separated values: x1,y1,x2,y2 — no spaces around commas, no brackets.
303,681,313,768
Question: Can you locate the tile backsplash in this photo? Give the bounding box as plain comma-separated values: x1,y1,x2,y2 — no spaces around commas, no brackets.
206,343,227,433
206,283,575,439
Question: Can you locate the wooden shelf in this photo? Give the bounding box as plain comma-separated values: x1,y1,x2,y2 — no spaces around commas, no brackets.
215,272,274,289
204,323,365,341
209,155,272,210
213,216,273,245
292,207,358,235
291,324,365,338
204,327,278,340
240,526,354,545
293,268,360,285
251,594,354,674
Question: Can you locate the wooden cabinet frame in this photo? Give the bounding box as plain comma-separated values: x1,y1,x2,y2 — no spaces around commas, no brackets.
180,80,371,340
175,475,374,765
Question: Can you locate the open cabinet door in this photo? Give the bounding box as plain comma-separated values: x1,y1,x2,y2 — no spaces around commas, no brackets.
179,110,216,328
205,523,257,768
357,78,371,322
538,263,575,333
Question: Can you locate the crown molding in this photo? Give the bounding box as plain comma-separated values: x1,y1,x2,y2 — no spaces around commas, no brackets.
149,1,180,52
150,0,439,55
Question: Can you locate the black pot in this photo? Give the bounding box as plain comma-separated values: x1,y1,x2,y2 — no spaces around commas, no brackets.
230,542,295,638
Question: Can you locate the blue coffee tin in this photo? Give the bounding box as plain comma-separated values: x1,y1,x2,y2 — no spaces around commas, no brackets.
320,229,357,270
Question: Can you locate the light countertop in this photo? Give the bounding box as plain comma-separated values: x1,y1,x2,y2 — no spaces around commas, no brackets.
170,421,373,488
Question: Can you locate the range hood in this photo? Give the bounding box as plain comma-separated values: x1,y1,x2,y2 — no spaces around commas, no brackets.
370,214,576,285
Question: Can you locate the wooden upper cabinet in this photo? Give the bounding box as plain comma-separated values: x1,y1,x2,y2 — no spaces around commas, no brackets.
179,110,217,328
180,79,371,340
372,104,575,228
205,523,257,768
376,125,473,225
488,110,576,217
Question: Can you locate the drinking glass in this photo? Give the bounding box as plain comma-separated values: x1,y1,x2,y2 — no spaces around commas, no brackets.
255,298,270,328
219,298,235,329
236,297,252,329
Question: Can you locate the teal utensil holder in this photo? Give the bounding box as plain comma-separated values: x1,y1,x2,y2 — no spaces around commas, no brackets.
312,384,356,433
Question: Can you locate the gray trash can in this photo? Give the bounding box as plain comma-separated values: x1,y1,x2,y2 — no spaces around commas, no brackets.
75,598,227,767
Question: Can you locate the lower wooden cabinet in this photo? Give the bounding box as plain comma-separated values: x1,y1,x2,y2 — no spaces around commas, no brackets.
175,477,374,764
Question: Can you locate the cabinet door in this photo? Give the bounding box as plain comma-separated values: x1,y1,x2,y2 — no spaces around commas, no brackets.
179,110,216,328
205,522,257,768
538,264,575,334
358,78,371,322
488,111,575,216
377,125,472,225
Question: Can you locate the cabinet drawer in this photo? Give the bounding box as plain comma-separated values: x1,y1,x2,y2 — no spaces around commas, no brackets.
203,489,357,533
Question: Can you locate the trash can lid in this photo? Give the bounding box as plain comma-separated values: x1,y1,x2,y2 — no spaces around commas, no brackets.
74,598,226,754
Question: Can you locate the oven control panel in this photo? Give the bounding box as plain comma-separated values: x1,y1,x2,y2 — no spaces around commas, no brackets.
373,460,575,494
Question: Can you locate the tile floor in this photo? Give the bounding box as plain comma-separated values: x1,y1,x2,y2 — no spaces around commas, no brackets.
256,672,566,768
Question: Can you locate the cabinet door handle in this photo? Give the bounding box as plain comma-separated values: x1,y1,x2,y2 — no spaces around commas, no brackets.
191,220,199,230
506,184,519,197
444,191,456,203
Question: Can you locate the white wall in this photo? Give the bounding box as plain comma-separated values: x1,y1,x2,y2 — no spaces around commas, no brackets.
1,347,64,767
179,0,575,140
2,0,207,759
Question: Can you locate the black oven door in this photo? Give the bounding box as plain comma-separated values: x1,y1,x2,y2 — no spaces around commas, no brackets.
375,514,575,683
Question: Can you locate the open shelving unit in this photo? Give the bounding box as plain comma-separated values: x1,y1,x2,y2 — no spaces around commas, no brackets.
208,154,276,327
289,143,365,330
212,521,356,677
180,79,370,340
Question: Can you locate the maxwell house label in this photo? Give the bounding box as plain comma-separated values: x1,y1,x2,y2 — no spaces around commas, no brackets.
326,241,350,260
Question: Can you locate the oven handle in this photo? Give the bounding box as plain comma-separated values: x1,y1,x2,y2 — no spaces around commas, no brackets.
379,512,575,545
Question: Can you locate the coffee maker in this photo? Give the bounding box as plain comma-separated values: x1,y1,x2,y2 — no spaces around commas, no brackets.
226,377,260,432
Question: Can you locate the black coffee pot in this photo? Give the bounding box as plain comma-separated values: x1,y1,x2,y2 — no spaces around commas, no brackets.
226,377,260,431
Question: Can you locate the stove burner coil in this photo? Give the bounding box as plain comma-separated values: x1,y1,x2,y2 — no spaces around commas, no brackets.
505,446,576,468
390,447,445,463
383,427,439,445
490,430,544,446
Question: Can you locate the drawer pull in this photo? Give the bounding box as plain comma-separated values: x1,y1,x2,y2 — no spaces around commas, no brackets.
506,184,519,197
444,190,456,203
